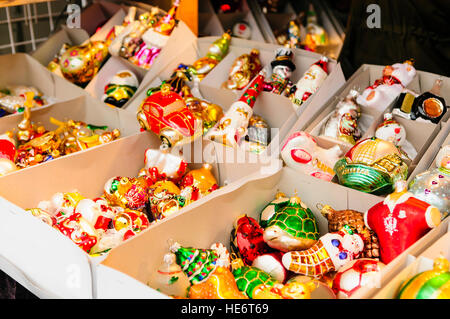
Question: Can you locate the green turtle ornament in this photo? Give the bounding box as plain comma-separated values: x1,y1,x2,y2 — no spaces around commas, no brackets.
261,192,320,252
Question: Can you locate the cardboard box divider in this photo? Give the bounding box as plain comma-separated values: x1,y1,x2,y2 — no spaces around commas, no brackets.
197,0,265,42
95,165,448,298
281,64,450,198
247,0,344,60
406,121,450,183
0,53,90,119
0,94,140,177
370,222,450,299
84,56,149,109
0,130,284,298
31,27,90,68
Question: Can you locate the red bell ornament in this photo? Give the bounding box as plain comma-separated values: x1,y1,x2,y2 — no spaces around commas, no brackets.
364,180,441,264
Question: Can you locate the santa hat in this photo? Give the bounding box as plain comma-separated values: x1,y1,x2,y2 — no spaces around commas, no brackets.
239,69,266,108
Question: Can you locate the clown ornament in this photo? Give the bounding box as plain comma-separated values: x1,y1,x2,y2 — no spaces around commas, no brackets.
282,226,365,278
103,70,139,108
364,180,441,264
281,131,342,181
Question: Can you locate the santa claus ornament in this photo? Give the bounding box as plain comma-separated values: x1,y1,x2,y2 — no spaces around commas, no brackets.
334,137,409,195
364,180,441,264
292,56,329,109
206,70,266,148
357,60,416,112
320,90,361,145
281,131,342,181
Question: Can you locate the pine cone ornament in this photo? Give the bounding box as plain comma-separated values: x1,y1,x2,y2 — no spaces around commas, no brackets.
320,205,380,259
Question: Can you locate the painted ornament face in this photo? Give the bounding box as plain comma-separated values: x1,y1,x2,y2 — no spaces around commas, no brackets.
321,231,365,270
272,65,292,80
281,131,342,181
375,113,406,146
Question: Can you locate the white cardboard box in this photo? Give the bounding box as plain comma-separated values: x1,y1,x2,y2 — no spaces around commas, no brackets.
0,53,89,118
84,56,148,109
370,223,450,299
0,94,140,177
96,166,448,298
0,131,282,298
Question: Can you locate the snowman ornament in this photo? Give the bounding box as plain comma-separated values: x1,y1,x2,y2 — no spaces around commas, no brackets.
357,60,416,112
375,113,417,160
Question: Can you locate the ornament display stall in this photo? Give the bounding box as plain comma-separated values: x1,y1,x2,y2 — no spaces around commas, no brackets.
0,0,448,301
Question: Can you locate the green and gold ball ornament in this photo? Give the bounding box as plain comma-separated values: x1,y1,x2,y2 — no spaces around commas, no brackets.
334,137,408,195
396,255,450,299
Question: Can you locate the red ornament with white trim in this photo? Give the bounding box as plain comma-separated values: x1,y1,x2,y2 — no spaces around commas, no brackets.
364,180,441,264
0,133,17,176
332,258,385,298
